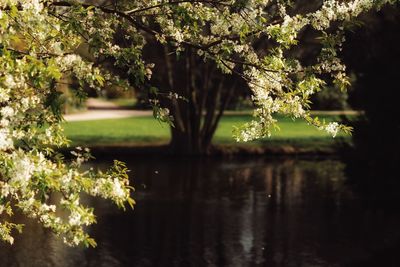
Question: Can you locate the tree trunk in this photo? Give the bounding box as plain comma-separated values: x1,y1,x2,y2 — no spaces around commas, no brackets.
145,43,244,155
169,127,204,155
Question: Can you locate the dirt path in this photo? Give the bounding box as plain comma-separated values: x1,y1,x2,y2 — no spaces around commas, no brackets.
64,98,151,122
65,98,361,122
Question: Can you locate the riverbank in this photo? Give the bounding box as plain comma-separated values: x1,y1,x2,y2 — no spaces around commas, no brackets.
59,139,349,160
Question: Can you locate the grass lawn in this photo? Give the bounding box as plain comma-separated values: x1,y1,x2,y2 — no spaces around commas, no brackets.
215,114,351,149
63,114,352,150
63,116,170,145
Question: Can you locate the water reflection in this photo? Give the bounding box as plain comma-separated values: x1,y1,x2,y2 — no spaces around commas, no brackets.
1,158,400,266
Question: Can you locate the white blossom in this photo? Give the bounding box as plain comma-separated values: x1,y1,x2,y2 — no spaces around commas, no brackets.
112,178,126,198
69,211,82,226
0,129,13,150
323,122,340,138
1,106,14,118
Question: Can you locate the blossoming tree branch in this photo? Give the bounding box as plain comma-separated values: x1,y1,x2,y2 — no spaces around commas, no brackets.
0,0,397,246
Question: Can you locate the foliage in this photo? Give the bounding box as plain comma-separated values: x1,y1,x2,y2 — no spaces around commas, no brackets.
0,0,397,246
310,85,350,110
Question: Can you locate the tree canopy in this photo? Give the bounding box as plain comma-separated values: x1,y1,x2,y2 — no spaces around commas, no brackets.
0,0,397,246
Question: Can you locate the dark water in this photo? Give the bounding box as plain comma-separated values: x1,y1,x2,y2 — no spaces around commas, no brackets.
1,157,400,267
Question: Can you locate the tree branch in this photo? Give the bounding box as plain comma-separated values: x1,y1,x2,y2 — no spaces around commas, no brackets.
125,0,231,15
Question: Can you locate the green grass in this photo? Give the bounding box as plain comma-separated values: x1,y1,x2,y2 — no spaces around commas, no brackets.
63,116,170,146
63,114,351,149
214,114,350,149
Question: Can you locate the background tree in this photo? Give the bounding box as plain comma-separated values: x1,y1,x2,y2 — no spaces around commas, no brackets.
103,0,357,154
144,44,248,154
342,4,400,201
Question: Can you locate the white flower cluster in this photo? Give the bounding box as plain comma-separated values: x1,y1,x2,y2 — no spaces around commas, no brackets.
308,0,390,30
321,122,340,138
91,177,130,201
21,0,43,14
0,129,13,150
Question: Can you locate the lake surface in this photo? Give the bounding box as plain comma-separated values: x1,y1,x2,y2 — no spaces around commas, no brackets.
1,157,400,266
